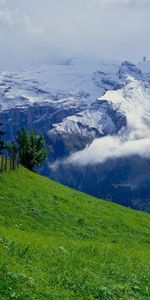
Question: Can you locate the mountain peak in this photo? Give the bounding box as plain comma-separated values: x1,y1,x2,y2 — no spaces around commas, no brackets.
118,60,142,80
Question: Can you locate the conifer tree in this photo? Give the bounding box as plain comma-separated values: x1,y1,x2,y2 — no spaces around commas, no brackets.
7,128,47,170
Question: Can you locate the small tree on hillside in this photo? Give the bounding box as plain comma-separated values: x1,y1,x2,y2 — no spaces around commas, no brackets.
0,122,5,155
7,128,47,171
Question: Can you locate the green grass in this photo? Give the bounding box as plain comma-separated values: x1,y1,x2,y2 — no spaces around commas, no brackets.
0,167,150,299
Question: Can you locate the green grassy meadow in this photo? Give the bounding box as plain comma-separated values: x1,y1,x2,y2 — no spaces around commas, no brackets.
0,167,150,299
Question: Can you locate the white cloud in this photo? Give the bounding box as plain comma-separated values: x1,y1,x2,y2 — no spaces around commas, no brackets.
66,135,150,166
0,0,6,6
0,8,43,34
97,0,150,6
0,0,150,68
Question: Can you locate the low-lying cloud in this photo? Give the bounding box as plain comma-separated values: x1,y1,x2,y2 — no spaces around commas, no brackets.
66,135,150,166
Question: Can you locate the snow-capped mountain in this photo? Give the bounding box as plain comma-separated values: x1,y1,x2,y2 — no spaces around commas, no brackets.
1,59,149,140
0,58,127,150
49,60,150,158
0,58,118,111
0,58,150,211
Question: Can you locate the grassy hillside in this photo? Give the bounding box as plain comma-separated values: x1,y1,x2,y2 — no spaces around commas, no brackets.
0,167,150,299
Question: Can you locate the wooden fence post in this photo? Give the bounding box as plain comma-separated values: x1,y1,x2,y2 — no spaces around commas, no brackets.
4,156,7,172
0,155,19,173
0,155,1,173
12,155,15,170
10,156,12,171
0,155,4,173
16,154,20,168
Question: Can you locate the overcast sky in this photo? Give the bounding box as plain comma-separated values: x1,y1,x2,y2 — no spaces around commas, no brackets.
0,0,150,68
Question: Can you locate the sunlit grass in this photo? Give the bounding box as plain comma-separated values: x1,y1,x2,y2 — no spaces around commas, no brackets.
0,167,150,299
